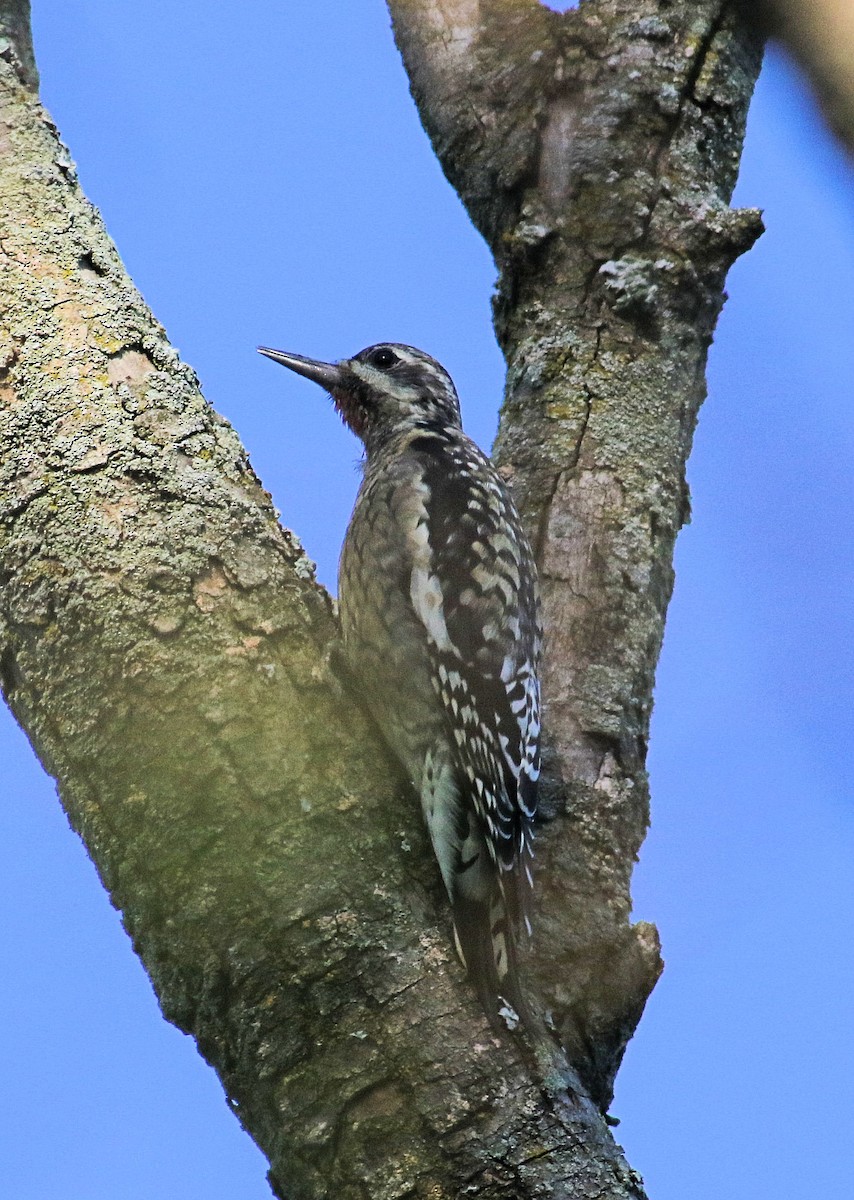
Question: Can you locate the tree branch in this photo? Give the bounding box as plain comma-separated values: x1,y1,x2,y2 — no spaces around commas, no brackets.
389,0,763,1106
1,0,762,1195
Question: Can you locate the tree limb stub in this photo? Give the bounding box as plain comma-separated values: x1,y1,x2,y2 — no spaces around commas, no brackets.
389,0,763,1106
1,0,764,1194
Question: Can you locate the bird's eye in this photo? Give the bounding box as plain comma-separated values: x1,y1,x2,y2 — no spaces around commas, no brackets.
368,348,399,370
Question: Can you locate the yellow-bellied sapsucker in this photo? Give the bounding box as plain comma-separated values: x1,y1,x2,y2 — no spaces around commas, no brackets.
259,342,541,1023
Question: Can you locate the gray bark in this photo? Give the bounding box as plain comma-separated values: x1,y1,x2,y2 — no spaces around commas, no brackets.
0,2,760,1197
388,0,762,1105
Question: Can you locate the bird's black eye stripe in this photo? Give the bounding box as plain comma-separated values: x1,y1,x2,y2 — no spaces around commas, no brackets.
368,347,399,370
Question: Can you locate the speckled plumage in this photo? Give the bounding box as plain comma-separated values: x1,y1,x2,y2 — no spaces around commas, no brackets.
260,341,541,1020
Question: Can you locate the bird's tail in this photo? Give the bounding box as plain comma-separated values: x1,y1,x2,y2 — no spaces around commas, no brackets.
451,863,532,1032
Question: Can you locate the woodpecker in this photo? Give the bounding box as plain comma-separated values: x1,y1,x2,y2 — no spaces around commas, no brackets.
259,341,541,1023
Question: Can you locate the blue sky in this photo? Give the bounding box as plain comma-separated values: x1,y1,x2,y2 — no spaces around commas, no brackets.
2,4,853,1197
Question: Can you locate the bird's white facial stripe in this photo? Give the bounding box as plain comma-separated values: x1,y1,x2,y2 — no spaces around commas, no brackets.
348,349,459,414
350,359,418,403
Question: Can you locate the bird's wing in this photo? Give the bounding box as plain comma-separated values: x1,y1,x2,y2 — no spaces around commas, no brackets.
405,432,541,894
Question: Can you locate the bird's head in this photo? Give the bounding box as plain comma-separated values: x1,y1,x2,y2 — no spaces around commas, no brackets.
258,342,462,453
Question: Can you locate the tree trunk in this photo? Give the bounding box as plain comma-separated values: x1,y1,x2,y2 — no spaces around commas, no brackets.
0,1,761,1196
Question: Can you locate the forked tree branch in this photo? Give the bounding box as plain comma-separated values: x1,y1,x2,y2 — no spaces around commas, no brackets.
1,1,760,1196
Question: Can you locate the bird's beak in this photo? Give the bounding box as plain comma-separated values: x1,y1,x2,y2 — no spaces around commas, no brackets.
257,346,345,391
